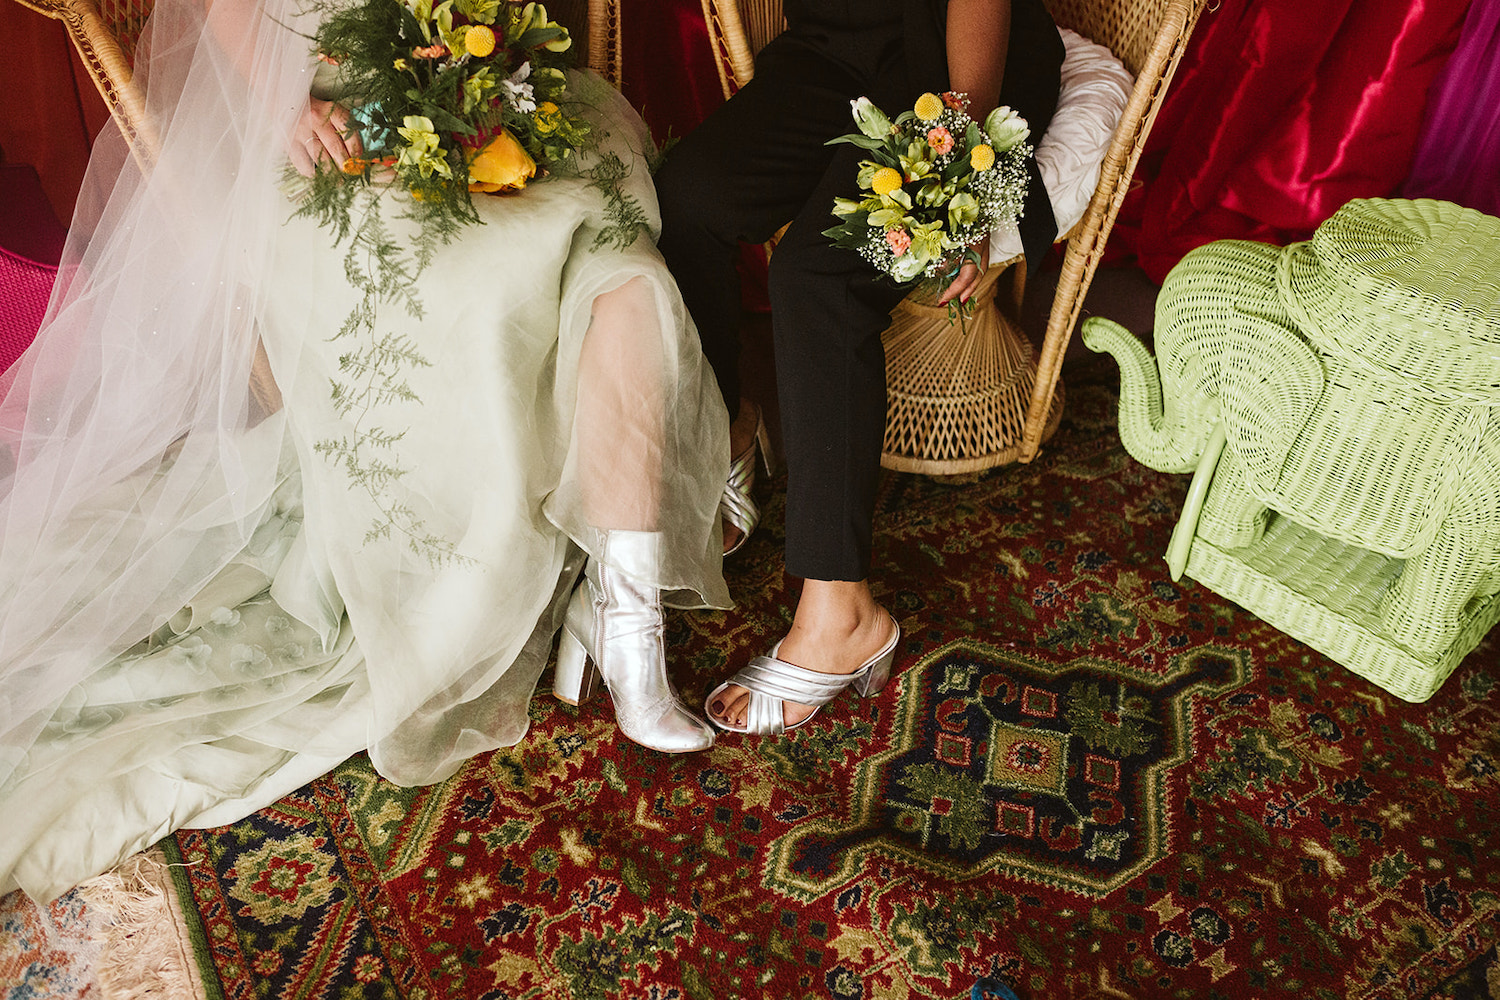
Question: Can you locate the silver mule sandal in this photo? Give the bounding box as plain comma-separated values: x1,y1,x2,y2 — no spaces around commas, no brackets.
704,615,900,735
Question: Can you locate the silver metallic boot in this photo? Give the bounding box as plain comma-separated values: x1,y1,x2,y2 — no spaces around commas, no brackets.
553,530,715,753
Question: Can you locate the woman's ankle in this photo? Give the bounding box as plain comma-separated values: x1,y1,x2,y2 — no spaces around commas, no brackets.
729,397,760,457
781,579,891,673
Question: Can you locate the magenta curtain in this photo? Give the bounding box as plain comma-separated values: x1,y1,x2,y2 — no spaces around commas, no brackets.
1402,0,1500,215
1113,0,1472,283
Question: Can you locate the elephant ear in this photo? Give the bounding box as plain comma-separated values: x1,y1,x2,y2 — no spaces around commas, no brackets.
1216,307,1325,503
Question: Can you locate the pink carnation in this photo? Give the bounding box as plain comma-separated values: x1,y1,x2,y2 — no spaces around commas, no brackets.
927,127,955,155
886,228,912,255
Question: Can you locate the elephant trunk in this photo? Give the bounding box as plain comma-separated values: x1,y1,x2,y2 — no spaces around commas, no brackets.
1082,317,1219,474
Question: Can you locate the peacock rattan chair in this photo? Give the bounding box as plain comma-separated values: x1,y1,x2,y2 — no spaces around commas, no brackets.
697,0,1206,472
16,0,617,159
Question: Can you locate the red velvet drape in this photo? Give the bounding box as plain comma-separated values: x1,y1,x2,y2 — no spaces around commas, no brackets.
1113,0,1472,284
615,0,727,146
1,1,113,225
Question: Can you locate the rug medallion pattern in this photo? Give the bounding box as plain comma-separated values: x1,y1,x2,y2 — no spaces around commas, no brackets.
167,374,1500,1000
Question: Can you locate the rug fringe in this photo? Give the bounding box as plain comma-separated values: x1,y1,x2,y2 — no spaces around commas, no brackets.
75,850,205,1000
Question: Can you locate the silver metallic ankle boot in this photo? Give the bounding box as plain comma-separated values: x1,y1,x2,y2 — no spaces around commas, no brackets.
553,530,715,753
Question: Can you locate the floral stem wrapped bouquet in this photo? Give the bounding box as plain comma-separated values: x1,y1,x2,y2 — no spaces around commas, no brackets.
301,0,592,231
823,92,1032,289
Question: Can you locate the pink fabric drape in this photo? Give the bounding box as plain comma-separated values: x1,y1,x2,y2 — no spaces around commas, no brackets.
1402,0,1500,215
1114,0,1472,284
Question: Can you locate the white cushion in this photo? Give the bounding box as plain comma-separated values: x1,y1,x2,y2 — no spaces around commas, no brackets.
989,27,1135,263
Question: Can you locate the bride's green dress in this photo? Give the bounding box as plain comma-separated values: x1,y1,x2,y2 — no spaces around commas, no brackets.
0,25,728,900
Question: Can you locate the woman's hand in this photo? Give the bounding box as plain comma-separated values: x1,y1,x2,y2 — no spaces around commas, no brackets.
936,238,990,306
288,97,362,177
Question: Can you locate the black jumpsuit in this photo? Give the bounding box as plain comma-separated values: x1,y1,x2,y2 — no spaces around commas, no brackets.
656,0,1065,580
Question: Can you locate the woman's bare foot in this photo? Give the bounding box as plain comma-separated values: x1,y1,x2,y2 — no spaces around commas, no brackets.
722,397,762,554
709,579,895,729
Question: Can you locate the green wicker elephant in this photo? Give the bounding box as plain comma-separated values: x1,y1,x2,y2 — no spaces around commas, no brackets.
1083,199,1500,702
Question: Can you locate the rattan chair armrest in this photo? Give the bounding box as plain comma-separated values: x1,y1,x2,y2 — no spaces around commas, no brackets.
1018,0,1207,463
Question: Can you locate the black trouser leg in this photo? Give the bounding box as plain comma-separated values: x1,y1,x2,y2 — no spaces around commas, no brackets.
655,40,902,414
770,152,910,581
658,15,1063,581
656,41,914,580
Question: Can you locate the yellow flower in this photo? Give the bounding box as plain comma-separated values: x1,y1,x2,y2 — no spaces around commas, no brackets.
969,143,995,171
393,57,410,70
464,24,496,57
914,92,944,122
870,166,903,197
534,101,562,135
468,129,536,192
396,116,452,179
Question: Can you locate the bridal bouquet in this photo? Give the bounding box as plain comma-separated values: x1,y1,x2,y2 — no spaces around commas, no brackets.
823,92,1032,286
303,0,592,230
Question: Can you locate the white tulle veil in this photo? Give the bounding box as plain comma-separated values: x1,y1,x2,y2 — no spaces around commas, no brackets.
0,0,323,782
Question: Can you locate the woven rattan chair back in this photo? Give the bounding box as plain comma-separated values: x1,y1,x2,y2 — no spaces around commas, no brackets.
1043,0,1168,77
692,0,1206,471
711,0,1173,79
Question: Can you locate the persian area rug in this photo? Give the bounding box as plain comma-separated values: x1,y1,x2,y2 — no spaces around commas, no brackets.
164,366,1500,1000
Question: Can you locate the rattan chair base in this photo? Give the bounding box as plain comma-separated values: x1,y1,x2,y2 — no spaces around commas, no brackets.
1185,516,1499,703
880,269,1063,476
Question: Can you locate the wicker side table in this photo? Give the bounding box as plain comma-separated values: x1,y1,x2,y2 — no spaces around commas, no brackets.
1086,198,1500,702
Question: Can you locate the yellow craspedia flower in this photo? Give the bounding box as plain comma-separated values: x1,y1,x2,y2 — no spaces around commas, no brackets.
970,143,995,171
871,167,903,197
464,24,497,57
913,92,944,122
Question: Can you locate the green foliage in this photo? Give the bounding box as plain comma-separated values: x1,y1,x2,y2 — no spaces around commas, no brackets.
582,151,651,252
294,177,463,565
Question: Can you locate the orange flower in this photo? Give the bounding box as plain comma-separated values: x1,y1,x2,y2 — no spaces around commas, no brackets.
467,129,536,192
341,154,398,175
